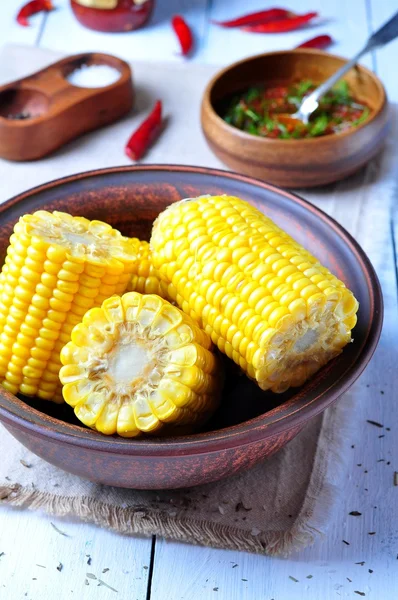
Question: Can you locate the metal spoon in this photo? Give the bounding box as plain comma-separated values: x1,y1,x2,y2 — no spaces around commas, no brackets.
294,10,398,124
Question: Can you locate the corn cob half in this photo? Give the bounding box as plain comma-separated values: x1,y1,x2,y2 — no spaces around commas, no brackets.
60,293,221,437
128,238,173,300
0,211,137,402
151,195,359,393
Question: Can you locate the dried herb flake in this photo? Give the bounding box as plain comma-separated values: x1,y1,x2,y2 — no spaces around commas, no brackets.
366,420,383,428
86,573,97,580
354,592,365,596
50,522,69,537
369,569,373,573
394,472,398,486
102,568,109,574
98,579,118,593
20,460,31,468
347,578,352,582
289,576,299,582
57,563,63,572
349,511,362,516
355,561,365,566
342,540,350,545
235,502,251,512
368,532,376,535
306,575,313,579
86,556,92,566
36,564,46,568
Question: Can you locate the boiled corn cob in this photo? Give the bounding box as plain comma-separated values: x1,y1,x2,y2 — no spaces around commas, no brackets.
59,293,221,437
150,195,359,393
0,211,138,402
128,238,172,300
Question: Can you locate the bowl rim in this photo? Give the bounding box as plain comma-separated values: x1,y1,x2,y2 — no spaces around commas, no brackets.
0,164,383,456
202,48,388,146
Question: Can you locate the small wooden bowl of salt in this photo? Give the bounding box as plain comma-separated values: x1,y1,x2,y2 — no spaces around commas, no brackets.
0,52,134,161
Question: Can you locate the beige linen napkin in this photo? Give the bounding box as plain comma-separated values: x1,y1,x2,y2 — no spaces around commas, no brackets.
0,45,360,556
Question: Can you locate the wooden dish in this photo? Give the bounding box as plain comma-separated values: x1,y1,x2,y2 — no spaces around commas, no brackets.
0,52,134,161
0,165,383,489
201,50,389,188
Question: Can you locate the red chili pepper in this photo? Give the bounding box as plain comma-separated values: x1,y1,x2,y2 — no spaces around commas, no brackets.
172,15,194,56
212,8,293,28
16,0,53,27
243,12,318,33
297,34,333,49
125,101,162,161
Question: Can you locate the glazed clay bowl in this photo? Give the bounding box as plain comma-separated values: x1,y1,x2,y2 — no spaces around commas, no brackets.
201,50,389,188
0,165,383,489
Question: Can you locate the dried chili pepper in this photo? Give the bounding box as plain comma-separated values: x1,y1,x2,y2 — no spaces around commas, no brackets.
243,12,318,33
125,100,162,161
212,8,293,28
16,0,53,27
172,15,194,56
297,34,333,49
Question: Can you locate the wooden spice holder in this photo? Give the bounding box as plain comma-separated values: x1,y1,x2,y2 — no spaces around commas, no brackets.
0,52,134,161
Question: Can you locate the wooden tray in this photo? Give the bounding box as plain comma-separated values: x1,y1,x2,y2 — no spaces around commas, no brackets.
0,52,134,161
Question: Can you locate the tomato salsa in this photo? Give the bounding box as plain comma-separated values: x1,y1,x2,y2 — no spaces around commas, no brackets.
223,80,371,139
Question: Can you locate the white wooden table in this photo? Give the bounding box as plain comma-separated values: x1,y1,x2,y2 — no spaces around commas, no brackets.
0,1,397,599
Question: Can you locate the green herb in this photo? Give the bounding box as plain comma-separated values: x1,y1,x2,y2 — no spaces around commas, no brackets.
295,80,314,96
352,106,370,127
309,114,329,136
330,80,350,103
245,87,261,102
289,576,299,582
244,109,261,122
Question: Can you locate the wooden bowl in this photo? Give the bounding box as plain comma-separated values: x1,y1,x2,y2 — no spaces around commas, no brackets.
0,52,134,161
201,50,389,188
0,166,382,489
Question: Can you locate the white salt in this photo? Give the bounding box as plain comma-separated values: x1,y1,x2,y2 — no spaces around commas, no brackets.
67,64,121,88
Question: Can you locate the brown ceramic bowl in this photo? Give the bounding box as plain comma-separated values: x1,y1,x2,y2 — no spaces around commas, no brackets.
201,50,389,188
0,165,382,489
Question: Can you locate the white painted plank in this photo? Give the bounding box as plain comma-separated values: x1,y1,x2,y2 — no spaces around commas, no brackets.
0,0,46,47
204,0,373,69
40,0,210,63
368,1,398,100
0,507,152,599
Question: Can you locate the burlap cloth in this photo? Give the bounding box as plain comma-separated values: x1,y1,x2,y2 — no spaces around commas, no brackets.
0,45,360,556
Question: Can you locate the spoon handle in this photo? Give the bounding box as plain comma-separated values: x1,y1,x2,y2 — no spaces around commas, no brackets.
366,10,398,50
298,10,398,119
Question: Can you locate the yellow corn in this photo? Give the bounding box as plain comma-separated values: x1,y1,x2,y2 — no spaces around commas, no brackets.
0,211,138,402
128,239,172,300
150,195,359,393
59,293,221,437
